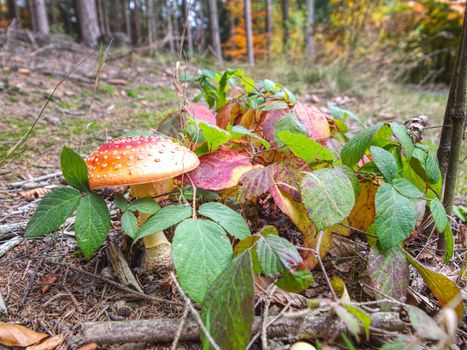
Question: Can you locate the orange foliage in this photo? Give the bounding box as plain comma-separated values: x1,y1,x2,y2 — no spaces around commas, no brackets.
223,0,267,60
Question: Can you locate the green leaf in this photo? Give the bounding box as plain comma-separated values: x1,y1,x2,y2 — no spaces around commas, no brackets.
443,225,454,263
275,268,314,292
121,211,138,239
341,123,382,167
425,150,441,184
430,198,448,233
262,79,276,91
335,305,360,339
370,146,398,182
301,167,355,231
389,122,414,159
375,184,416,251
198,202,250,239
113,193,129,211
234,235,261,275
25,188,81,237
173,219,233,303
256,234,303,276
136,205,192,241
336,164,360,196
201,251,254,350
273,113,308,147
343,304,371,339
278,130,334,162
128,198,161,215
260,101,288,111
328,104,362,124
405,252,464,319
381,336,424,350
74,193,111,259
368,246,409,308
60,147,90,192
392,178,424,199
199,121,231,150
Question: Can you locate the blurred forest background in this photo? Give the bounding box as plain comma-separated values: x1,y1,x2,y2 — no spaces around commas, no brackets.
0,0,465,84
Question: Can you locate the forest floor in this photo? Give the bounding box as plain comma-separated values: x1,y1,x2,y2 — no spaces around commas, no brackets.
0,38,465,349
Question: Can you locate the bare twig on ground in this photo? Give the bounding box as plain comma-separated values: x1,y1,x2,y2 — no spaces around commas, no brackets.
170,272,220,350
170,303,190,350
261,285,277,349
0,223,26,239
316,230,338,300
9,172,62,187
79,309,406,346
42,259,182,306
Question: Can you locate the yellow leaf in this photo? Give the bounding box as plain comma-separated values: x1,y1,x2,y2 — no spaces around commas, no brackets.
348,180,378,230
270,184,333,269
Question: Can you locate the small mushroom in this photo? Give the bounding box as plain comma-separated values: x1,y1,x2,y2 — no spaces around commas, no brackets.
86,135,199,269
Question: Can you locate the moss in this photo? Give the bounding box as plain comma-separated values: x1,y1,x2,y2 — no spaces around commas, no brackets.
98,85,117,95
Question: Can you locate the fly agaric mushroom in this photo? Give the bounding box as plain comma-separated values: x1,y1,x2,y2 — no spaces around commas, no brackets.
85,135,199,268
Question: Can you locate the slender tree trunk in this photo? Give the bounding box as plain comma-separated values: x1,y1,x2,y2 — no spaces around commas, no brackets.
167,3,176,54
443,8,467,216
133,0,142,45
112,0,120,33
7,0,16,20
182,0,194,55
265,0,272,59
305,0,314,58
123,0,132,41
75,0,101,47
96,0,106,37
281,0,289,52
172,5,180,52
147,0,158,52
208,0,223,63
244,0,255,65
28,0,38,32
50,0,58,26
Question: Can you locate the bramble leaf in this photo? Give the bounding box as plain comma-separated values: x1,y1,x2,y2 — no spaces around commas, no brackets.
341,123,382,167
136,205,192,240
278,130,334,162
74,193,111,259
370,146,398,182
390,122,414,159
198,202,251,239
173,218,233,303
301,167,355,231
201,252,254,350
430,198,448,233
392,178,424,199
60,147,90,192
256,234,303,276
375,184,416,251
121,211,138,239
25,188,81,237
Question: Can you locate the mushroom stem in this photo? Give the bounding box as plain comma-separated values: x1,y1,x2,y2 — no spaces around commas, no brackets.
130,180,175,270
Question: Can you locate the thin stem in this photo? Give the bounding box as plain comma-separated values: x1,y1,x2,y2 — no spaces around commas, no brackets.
316,230,338,301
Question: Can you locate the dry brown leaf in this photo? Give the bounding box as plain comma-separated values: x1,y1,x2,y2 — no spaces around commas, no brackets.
76,343,98,350
19,188,50,201
255,276,307,308
18,68,31,75
107,78,128,85
39,274,59,294
26,334,64,350
0,321,48,347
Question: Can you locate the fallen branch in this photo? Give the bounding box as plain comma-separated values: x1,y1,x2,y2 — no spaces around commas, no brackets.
0,222,26,239
78,310,406,346
0,236,22,258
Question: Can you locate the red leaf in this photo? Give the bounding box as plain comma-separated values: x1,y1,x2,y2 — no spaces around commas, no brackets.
237,166,274,202
187,150,253,190
183,103,216,124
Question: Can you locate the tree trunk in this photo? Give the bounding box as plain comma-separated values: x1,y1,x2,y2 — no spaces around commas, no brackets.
147,0,158,52
244,0,255,65
75,0,101,47
305,0,314,58
123,0,132,42
265,0,272,58
96,0,106,37
182,0,194,55
133,0,142,45
208,0,223,63
112,0,120,33
167,3,176,54
281,0,289,52
7,0,16,20
442,7,467,217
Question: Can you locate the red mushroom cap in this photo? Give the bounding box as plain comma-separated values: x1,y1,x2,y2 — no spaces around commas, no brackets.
86,135,199,190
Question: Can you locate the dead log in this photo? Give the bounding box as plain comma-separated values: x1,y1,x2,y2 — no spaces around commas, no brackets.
79,310,406,346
